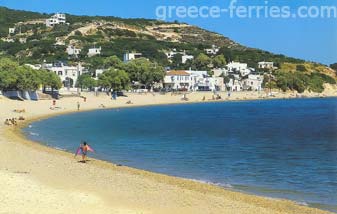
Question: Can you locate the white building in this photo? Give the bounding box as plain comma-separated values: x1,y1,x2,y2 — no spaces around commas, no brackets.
66,45,81,57
204,45,220,55
19,38,27,44
25,64,42,70
226,61,252,76
164,70,223,91
258,61,274,69
43,62,88,89
87,47,101,57
227,79,243,91
165,49,185,59
8,27,15,34
123,52,142,62
182,54,194,64
242,74,264,91
226,62,248,72
1,37,14,43
46,13,66,27
164,70,191,90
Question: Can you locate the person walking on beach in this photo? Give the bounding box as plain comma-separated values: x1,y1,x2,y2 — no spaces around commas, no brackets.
79,142,88,163
75,141,95,163
77,101,80,111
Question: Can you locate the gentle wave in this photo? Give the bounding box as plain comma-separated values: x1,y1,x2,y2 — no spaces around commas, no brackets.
29,132,39,136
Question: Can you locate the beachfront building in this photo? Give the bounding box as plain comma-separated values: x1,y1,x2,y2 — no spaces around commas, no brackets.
164,70,192,90
258,61,274,69
42,62,88,89
46,13,66,27
164,70,223,91
123,52,143,62
204,45,220,55
182,54,194,64
195,76,225,91
227,79,243,91
66,45,81,57
87,47,101,57
242,74,264,91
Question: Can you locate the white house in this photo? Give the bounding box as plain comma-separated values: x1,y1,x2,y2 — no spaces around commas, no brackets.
46,13,66,27
66,45,81,57
226,61,252,76
182,54,194,64
258,61,275,69
227,79,243,91
242,74,264,91
204,45,220,55
87,47,101,57
43,62,88,89
165,49,185,59
19,38,27,44
226,62,248,72
8,27,15,34
164,70,191,90
123,52,142,62
164,70,223,91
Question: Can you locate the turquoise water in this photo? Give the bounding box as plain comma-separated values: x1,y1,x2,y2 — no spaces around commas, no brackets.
24,98,337,211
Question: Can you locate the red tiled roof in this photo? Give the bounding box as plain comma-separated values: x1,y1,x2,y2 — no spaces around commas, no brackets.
166,70,190,76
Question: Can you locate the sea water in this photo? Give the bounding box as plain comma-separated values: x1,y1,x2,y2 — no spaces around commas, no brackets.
24,98,337,212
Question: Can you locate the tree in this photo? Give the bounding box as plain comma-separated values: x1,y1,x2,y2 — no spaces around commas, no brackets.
0,58,20,90
42,71,62,92
212,55,227,68
0,57,62,92
194,53,211,70
170,53,183,68
103,56,124,69
98,69,130,91
16,66,41,90
124,58,165,89
76,73,97,91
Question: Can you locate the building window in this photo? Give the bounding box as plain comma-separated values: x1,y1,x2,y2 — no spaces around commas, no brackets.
58,71,63,75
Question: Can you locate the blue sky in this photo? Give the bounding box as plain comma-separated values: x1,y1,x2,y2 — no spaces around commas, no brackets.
0,0,336,65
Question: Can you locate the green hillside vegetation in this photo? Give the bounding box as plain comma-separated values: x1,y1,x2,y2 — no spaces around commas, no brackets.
0,6,336,93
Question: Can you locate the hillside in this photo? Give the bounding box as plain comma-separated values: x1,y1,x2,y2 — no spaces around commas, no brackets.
0,6,335,81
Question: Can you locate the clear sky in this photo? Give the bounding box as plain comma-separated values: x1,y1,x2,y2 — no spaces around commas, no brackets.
0,0,336,65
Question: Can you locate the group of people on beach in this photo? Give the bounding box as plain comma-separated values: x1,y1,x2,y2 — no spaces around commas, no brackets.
4,116,25,126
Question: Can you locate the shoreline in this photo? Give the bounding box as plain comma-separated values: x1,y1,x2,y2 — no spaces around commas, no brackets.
1,91,335,214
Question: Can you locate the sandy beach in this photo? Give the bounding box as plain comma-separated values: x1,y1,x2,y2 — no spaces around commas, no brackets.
0,90,336,214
